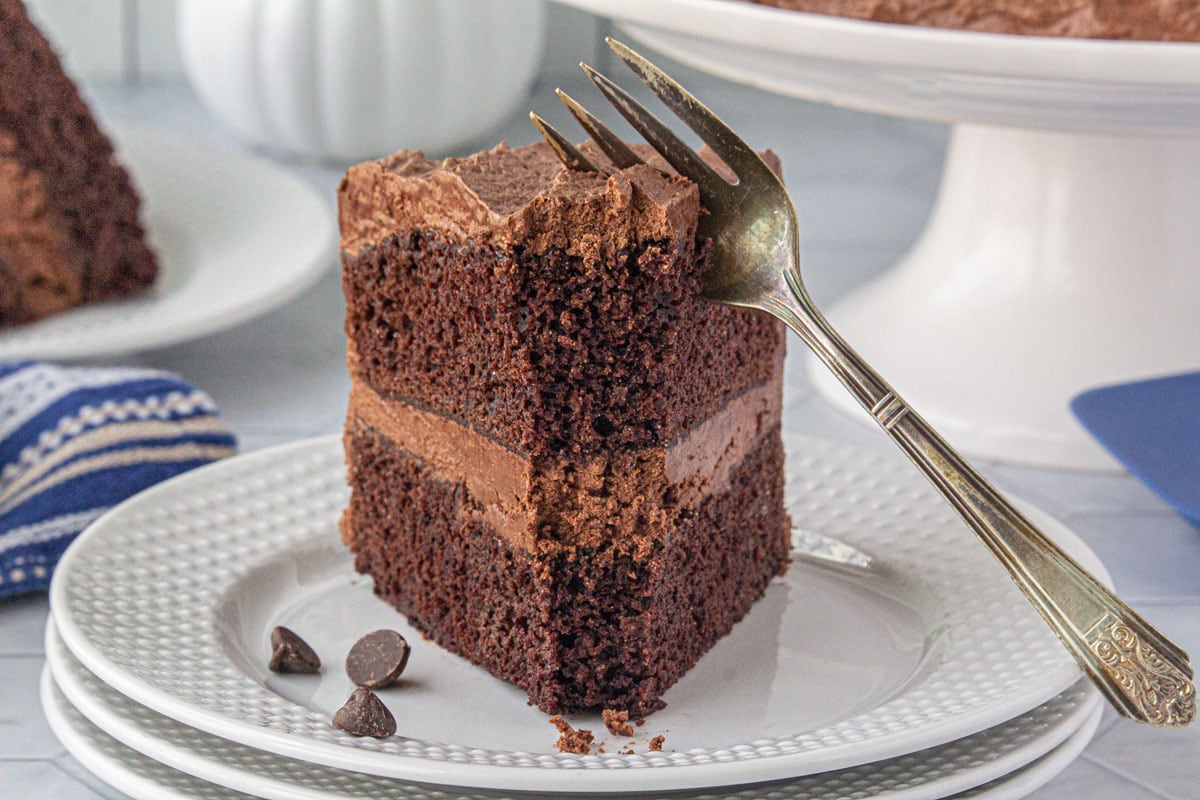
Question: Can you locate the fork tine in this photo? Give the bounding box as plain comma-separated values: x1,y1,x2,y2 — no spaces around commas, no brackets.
605,38,772,184
579,61,729,200
556,89,643,170
528,112,598,173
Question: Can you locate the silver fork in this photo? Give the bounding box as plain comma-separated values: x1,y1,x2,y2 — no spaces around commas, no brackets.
531,38,1195,729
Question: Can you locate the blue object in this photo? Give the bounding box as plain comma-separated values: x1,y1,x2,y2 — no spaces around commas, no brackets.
1071,371,1200,525
0,361,236,599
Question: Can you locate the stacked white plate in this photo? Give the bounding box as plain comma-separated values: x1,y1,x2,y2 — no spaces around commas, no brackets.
44,435,1106,799
0,127,336,361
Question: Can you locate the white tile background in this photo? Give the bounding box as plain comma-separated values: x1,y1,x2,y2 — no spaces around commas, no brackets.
3,2,1200,798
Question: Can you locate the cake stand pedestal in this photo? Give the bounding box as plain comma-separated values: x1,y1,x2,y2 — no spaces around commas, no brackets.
557,0,1200,469
807,124,1200,469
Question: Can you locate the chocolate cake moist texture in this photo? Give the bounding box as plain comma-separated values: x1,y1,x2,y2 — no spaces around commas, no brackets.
0,0,156,327
739,0,1200,41
340,141,790,716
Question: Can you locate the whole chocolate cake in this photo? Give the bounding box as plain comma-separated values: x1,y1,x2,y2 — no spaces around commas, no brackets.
339,141,790,715
0,0,157,327
740,0,1200,41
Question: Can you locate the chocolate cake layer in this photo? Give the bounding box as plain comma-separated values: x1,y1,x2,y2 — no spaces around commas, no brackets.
341,418,789,715
0,0,156,327
741,0,1200,41
341,143,783,456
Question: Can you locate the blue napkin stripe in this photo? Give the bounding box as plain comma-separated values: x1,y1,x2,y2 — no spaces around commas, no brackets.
3,419,231,489
0,372,210,458
0,362,236,599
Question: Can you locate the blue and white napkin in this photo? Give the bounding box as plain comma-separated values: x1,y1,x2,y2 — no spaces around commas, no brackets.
1072,371,1200,526
0,361,236,599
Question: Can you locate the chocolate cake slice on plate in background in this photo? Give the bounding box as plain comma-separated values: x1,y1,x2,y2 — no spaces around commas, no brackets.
339,141,789,716
0,0,157,327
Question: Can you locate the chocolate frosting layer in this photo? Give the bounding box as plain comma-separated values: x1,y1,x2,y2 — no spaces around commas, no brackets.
346,344,783,553
743,0,1200,41
339,142,701,266
0,133,82,319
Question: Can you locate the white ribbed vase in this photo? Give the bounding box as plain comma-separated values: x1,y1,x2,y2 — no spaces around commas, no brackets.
177,0,546,162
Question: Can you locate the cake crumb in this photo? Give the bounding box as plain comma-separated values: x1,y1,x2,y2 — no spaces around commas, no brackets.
648,735,665,752
619,748,635,755
602,708,635,737
549,715,594,755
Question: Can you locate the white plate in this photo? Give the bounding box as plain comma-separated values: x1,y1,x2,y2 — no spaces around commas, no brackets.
556,0,1200,132
38,666,1104,800
50,435,1109,793
43,619,1102,800
0,127,336,359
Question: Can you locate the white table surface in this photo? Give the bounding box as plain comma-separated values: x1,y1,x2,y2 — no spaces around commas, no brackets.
2,57,1198,800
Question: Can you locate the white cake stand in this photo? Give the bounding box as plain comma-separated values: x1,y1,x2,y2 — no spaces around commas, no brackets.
557,0,1200,469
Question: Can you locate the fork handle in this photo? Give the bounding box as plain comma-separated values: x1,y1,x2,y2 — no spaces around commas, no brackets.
768,276,1196,728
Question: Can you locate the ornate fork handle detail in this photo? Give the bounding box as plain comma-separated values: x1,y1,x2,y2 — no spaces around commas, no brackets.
769,282,1196,728
1088,616,1197,728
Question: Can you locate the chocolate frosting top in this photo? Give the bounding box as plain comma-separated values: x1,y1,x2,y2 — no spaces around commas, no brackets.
743,0,1200,41
338,142,701,265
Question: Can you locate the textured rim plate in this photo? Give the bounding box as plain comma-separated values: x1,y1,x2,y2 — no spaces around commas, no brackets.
0,126,336,359
554,0,1200,83
44,618,1103,800
554,0,1200,132
50,435,1110,792
39,667,1104,800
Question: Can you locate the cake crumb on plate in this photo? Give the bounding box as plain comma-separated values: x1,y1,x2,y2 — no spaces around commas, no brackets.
602,708,635,737
549,715,594,755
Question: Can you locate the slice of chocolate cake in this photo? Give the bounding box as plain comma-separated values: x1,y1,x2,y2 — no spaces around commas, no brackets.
339,141,789,716
0,0,156,327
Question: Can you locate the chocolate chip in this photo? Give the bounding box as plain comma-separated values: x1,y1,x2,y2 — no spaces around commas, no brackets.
332,687,396,737
345,629,411,689
268,626,320,674
602,708,634,737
